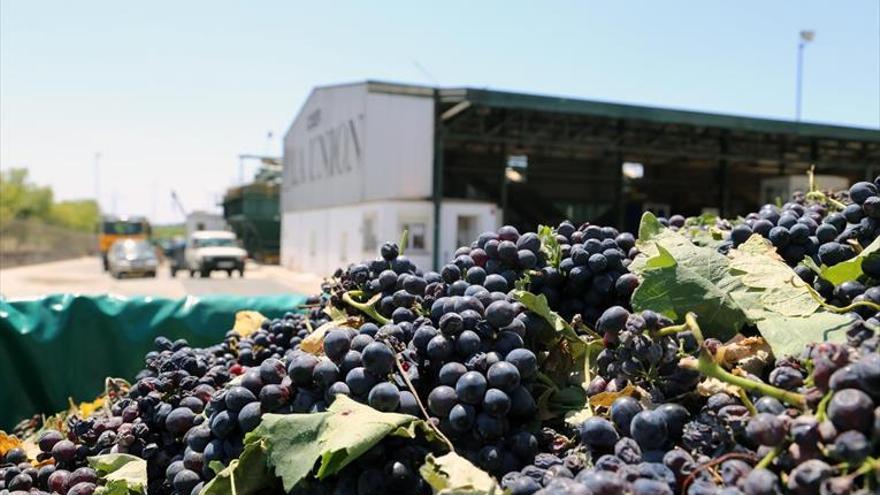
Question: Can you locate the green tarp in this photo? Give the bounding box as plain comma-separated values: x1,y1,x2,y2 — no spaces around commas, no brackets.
0,293,307,430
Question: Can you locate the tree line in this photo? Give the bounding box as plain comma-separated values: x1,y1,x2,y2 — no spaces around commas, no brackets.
0,168,100,232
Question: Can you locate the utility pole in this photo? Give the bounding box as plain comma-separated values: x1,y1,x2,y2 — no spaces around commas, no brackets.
94,152,102,211
796,30,815,122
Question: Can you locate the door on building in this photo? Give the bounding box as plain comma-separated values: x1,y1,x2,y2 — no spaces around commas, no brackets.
456,215,479,249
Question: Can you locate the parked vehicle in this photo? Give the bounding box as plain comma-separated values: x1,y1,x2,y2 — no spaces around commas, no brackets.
99,216,150,271
185,230,247,278
165,238,187,277
107,239,158,278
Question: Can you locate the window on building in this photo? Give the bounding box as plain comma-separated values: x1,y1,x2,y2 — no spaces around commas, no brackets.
362,214,378,251
401,222,426,251
456,215,478,248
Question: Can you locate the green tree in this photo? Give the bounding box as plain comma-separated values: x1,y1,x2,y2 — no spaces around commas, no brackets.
0,168,53,225
49,199,100,232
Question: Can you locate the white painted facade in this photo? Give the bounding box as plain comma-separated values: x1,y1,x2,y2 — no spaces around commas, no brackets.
281,82,498,275
185,211,228,237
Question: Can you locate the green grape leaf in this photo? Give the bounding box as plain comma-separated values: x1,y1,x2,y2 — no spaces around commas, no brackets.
818,237,880,285
199,438,274,495
420,452,501,495
254,396,423,492
630,217,746,340
512,290,582,348
728,235,819,318
538,224,562,268
756,313,850,358
89,454,147,494
631,212,855,356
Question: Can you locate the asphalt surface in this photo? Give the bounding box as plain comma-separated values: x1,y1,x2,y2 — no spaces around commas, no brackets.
0,257,323,299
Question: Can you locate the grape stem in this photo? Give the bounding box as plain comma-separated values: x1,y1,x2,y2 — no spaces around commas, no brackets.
536,372,560,392
656,312,704,341
393,355,455,453
342,291,391,325
794,276,880,313
681,349,806,408
755,444,784,470
681,452,759,493
737,389,757,416
805,190,847,211
815,391,833,422
675,313,806,408
851,457,880,478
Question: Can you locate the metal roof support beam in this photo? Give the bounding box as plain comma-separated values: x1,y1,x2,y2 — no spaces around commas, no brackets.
432,89,445,271
441,133,871,171
441,100,472,122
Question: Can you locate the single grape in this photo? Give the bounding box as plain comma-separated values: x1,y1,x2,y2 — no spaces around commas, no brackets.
486,361,521,393
579,417,619,450
630,410,668,450
482,388,511,416
456,371,488,405
610,396,642,436
367,382,400,412
427,385,458,417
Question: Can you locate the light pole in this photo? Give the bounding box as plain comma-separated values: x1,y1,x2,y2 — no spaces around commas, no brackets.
94,152,102,212
796,30,815,122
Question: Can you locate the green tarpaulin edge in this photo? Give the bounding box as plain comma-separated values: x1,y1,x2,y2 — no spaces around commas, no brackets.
0,293,307,430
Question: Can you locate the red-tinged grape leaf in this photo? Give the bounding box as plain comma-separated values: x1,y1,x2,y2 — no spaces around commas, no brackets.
253,396,423,492
420,452,501,495
89,454,147,495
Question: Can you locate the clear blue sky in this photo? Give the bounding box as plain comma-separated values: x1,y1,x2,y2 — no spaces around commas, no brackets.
2,1,878,223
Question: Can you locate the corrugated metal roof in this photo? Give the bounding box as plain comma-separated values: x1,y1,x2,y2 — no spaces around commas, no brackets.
439,87,880,143
305,80,880,143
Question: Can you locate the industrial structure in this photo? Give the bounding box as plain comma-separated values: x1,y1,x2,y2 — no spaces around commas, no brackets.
223,157,282,263
281,81,880,272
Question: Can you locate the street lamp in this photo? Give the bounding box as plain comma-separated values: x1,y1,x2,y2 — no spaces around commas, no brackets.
796,30,815,122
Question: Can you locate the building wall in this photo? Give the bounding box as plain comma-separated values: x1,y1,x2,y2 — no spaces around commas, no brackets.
437,201,500,264
281,84,434,213
281,200,432,276
185,211,227,237
280,199,498,275
363,91,434,202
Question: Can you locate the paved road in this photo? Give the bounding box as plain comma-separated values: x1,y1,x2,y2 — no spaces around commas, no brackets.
0,257,323,299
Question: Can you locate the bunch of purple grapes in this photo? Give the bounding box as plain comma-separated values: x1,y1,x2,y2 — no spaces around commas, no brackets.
333,221,639,331
590,306,702,402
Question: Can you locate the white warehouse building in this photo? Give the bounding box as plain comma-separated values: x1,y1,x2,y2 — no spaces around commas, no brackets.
280,81,498,275
281,81,879,276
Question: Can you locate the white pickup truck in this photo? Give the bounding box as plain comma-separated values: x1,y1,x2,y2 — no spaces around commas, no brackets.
185,230,248,278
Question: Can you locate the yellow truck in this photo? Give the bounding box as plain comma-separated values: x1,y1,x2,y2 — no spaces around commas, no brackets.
99,215,150,270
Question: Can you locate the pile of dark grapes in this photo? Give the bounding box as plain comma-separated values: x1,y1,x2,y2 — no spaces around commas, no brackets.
499,321,880,494
720,180,880,306
333,221,639,329
4,199,880,495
